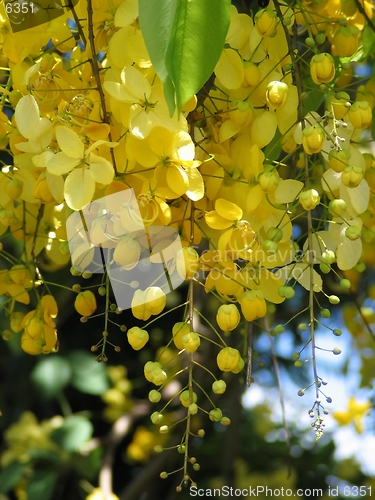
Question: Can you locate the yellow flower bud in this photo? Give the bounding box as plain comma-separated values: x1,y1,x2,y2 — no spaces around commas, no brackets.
266,81,289,110
328,148,350,173
299,189,320,210
216,304,240,331
231,357,244,374
10,311,24,333
127,326,149,350
180,390,197,408
172,322,191,350
131,289,150,321
217,347,241,372
258,167,279,193
348,101,372,129
302,125,325,155
240,290,267,321
310,53,335,85
145,287,166,315
333,26,359,57
243,62,261,87
113,236,141,270
74,290,97,317
144,361,167,385
341,165,363,188
0,209,14,227
33,173,55,204
5,178,23,199
176,247,199,280
328,92,350,120
255,9,277,37
181,331,200,353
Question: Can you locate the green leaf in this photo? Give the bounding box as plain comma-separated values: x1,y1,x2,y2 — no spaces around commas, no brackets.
302,89,325,115
362,26,375,59
51,415,93,452
0,462,25,494
139,0,176,83
264,129,282,162
31,356,72,398
165,0,231,113
68,350,110,395
26,471,57,500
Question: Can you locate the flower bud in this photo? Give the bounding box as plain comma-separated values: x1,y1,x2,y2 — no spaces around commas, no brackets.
74,290,97,317
243,62,261,87
181,331,200,352
180,390,197,408
341,165,363,188
33,173,55,204
258,166,279,192
345,225,361,240
212,380,227,394
216,304,240,332
299,189,320,210
209,408,223,422
333,26,360,57
217,347,241,372
240,290,267,321
266,81,289,109
328,148,350,173
113,235,140,270
310,53,335,85
328,199,346,216
148,390,161,403
348,101,372,129
127,326,149,350
255,9,277,37
172,322,190,350
176,246,199,280
5,178,23,199
302,125,325,155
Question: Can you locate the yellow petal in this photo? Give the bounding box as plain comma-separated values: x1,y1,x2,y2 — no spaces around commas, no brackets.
121,65,151,102
56,126,84,159
186,167,204,201
47,152,80,175
274,179,304,204
251,112,278,148
219,120,241,143
205,211,233,230
148,126,173,157
65,168,96,210
46,172,64,203
114,0,138,27
215,198,242,221
166,165,189,197
89,153,114,185
215,48,244,90
15,95,39,139
7,284,30,304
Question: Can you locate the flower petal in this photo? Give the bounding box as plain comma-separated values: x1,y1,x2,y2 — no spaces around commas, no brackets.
65,168,96,210
56,126,84,158
89,153,114,185
15,95,40,140
215,198,242,221
47,152,81,175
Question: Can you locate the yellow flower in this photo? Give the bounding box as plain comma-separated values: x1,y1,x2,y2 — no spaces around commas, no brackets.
74,290,97,317
310,53,335,85
144,361,167,386
131,287,166,321
104,66,187,139
328,148,350,173
332,396,371,434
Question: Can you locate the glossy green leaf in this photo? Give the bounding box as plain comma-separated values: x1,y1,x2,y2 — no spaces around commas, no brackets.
51,415,93,451
26,471,57,500
68,350,110,395
165,0,231,113
139,0,175,82
31,356,72,398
